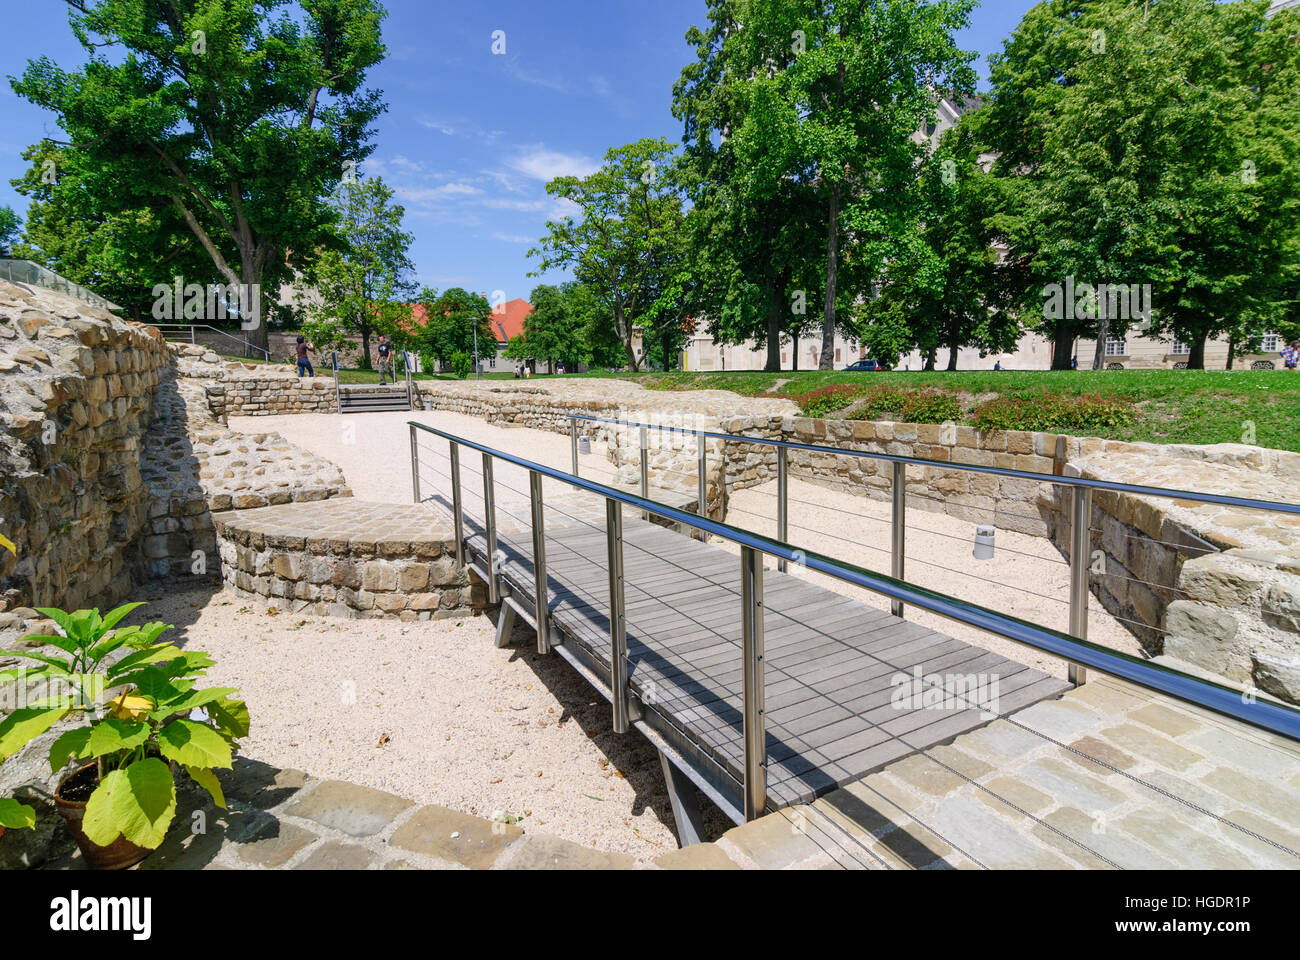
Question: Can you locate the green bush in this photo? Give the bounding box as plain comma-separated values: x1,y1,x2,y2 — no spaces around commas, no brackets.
843,386,963,424
786,384,866,417
970,392,1137,433
450,350,473,379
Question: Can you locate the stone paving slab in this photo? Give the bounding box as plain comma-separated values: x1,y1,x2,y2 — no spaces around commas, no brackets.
815,675,1300,869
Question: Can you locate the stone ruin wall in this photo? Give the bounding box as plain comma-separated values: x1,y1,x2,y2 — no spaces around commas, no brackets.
0,281,170,614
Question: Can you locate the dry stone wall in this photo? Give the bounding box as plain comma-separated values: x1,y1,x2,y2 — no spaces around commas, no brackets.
0,281,170,611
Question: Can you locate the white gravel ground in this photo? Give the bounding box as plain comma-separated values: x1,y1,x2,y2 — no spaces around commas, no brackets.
203,408,1145,858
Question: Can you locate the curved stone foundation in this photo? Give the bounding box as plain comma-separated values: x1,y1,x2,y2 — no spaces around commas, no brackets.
215,498,485,620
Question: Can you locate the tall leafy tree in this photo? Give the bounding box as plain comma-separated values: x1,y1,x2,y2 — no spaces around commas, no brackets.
861,119,1015,369
673,2,817,371
977,0,1300,369
0,206,19,256
530,138,687,371
726,0,978,369
412,287,494,371
9,141,208,319
302,175,413,368
11,0,388,350
505,282,590,371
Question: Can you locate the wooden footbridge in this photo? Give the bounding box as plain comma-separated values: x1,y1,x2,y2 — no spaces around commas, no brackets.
408,420,1300,843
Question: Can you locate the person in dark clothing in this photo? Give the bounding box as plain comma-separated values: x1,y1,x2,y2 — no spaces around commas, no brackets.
295,336,315,377
376,335,394,384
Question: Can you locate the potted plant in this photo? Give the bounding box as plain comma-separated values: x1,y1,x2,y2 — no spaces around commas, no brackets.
0,602,248,869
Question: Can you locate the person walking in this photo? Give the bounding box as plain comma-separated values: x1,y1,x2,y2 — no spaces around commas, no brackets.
295,335,315,377
1282,340,1300,371
376,335,394,384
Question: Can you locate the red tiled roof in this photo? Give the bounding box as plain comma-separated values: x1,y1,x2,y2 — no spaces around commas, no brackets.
401,298,533,344
488,298,533,342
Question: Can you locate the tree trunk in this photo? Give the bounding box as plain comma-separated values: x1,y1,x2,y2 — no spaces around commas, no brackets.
764,283,782,372
820,183,840,370
923,346,937,371
1187,332,1208,370
615,303,640,371
1225,334,1237,371
792,337,799,372
1092,316,1109,370
1050,327,1075,370
238,245,269,353
946,327,960,371
359,319,372,370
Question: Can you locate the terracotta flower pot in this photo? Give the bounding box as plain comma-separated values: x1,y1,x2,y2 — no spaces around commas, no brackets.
54,762,159,870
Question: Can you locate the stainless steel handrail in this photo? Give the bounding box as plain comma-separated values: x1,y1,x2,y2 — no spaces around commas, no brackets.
566,410,1300,691
151,322,271,360
409,419,1300,810
331,352,340,415
564,413,1300,515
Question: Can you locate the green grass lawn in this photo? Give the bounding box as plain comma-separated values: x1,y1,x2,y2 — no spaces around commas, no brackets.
562,368,1300,452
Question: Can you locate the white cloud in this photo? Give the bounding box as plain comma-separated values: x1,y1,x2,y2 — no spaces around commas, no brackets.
506,145,599,183
397,182,483,204
492,232,536,245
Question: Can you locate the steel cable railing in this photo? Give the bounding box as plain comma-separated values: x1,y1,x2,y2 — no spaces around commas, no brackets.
411,419,1300,839
410,431,1300,866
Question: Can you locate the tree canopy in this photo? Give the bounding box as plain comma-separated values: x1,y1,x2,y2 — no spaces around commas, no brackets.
12,0,389,348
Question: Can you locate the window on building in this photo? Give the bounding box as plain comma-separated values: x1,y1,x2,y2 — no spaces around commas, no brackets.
1171,339,1190,355
835,348,841,362
1104,338,1126,356
1262,333,1280,352
488,356,495,368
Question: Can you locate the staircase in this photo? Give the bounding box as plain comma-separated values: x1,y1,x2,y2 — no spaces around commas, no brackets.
338,384,412,414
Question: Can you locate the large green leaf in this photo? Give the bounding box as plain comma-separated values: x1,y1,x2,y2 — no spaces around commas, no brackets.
0,650,72,676
106,643,183,680
157,720,232,769
0,708,69,761
0,797,36,830
85,717,150,758
81,758,176,849
32,607,74,640
154,687,238,721
48,727,91,772
98,602,145,635
209,697,251,740
185,765,226,810
113,666,180,705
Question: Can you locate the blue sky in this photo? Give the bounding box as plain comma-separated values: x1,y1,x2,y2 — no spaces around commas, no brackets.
0,0,1035,303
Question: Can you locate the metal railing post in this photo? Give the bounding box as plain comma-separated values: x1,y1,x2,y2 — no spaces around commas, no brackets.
1069,487,1093,686
529,470,552,655
409,424,420,504
331,352,340,414
891,462,907,618
639,424,649,521
606,498,630,733
697,432,707,536
741,545,766,821
777,447,789,572
482,453,499,604
449,441,465,565
569,417,579,476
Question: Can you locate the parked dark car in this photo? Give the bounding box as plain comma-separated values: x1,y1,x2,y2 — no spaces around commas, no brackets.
844,358,887,371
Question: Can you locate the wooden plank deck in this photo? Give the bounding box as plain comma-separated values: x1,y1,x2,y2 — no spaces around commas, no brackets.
464,508,1069,816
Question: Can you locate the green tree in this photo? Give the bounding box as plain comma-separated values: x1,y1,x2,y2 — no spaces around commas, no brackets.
413,287,494,371
9,141,208,319
504,282,589,370
0,205,19,255
12,0,388,350
977,0,1300,369
530,138,687,371
302,176,414,369
861,120,1015,370
725,0,978,370
673,2,818,371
